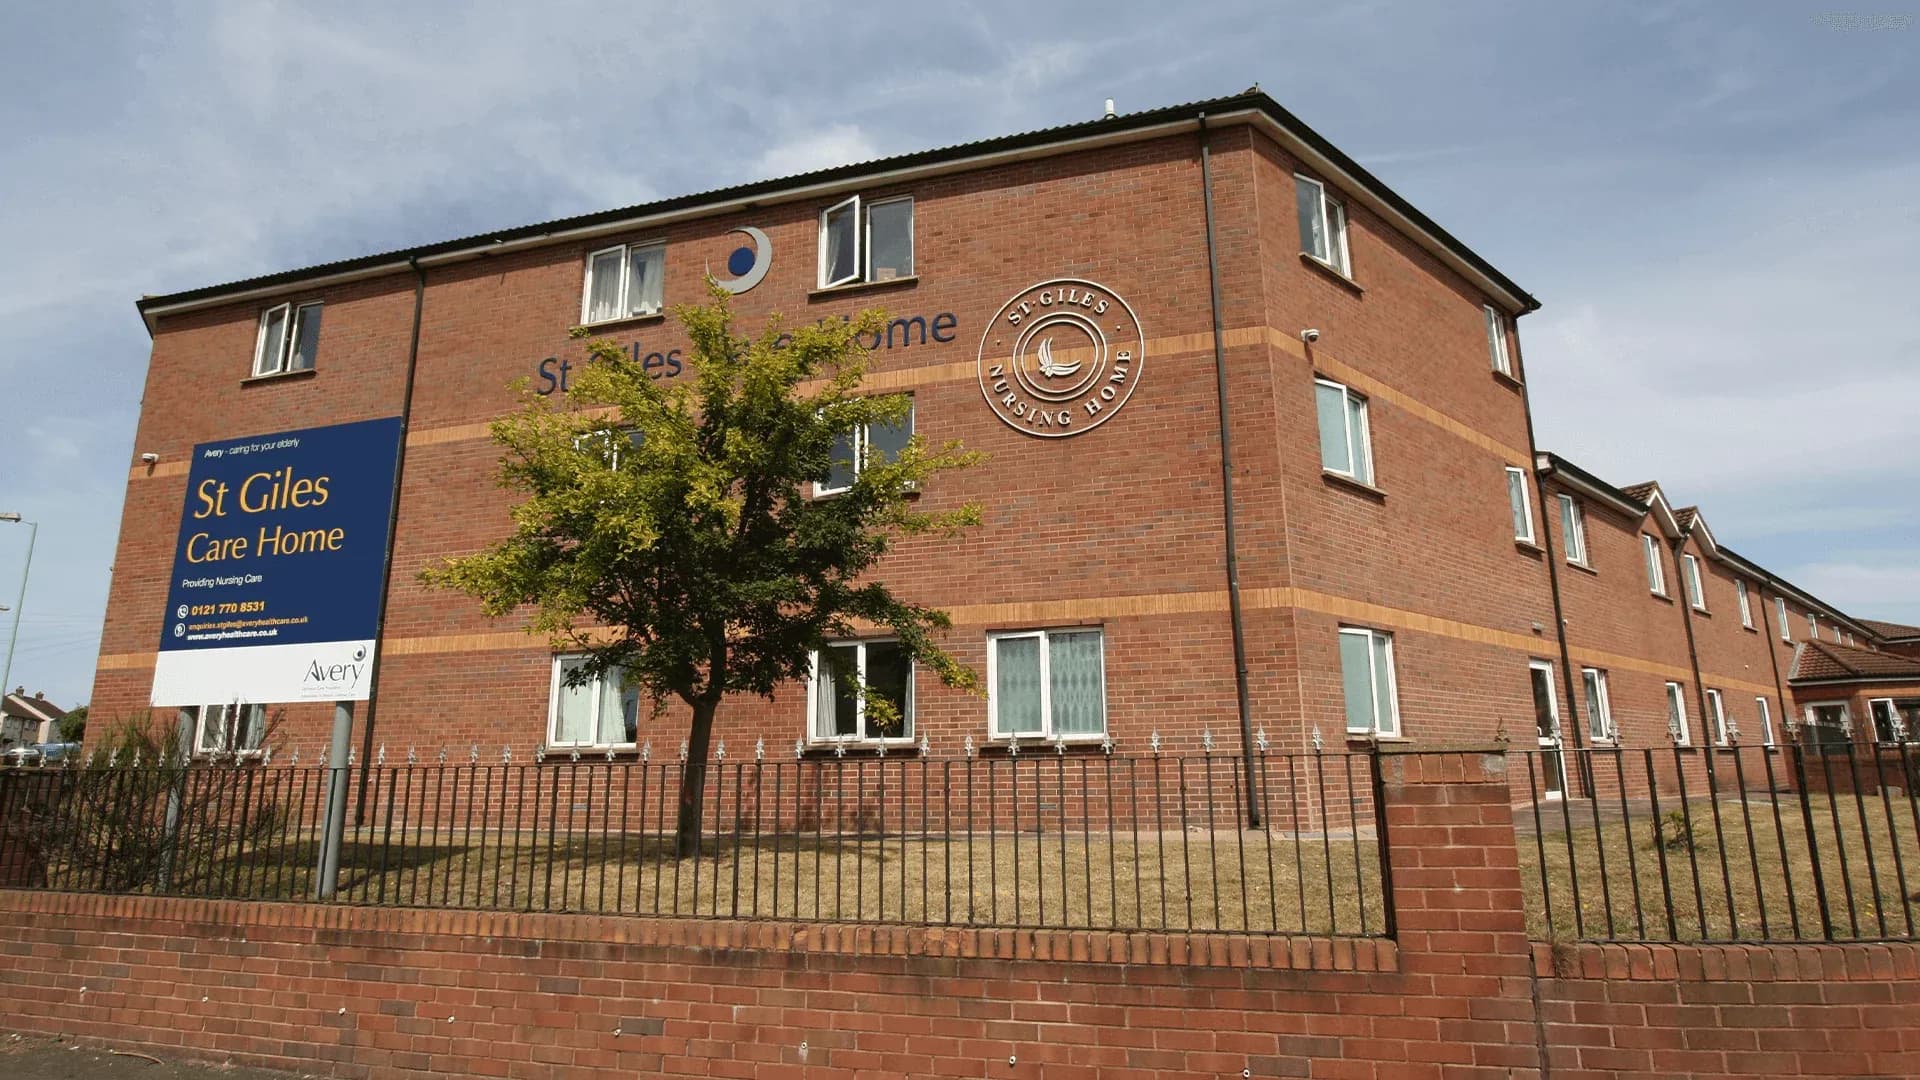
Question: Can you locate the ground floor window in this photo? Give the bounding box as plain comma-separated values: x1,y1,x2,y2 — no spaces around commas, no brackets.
1581,668,1613,741
1756,697,1775,747
810,639,913,743
1868,698,1920,743
1665,682,1690,745
548,656,639,749
1802,703,1852,751
1339,628,1400,737
989,628,1106,740
194,703,266,756
1706,689,1730,745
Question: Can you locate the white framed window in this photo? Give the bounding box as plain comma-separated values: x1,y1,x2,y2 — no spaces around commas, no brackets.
1558,494,1588,566
1315,378,1373,486
1756,697,1775,747
547,656,639,749
1808,613,1818,640
1682,554,1708,611
1484,305,1514,377
194,703,266,756
987,628,1107,740
1581,667,1614,741
575,427,644,470
1706,689,1730,745
1506,466,1534,543
1643,534,1667,595
1338,627,1400,737
1736,579,1753,628
1666,681,1690,745
1777,597,1791,642
581,242,665,325
252,301,322,377
1802,703,1851,751
818,195,914,288
809,639,913,743
1294,173,1351,275
1868,698,1898,744
816,399,913,496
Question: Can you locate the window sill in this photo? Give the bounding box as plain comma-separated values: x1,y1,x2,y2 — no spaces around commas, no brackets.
809,274,919,300
1346,733,1407,745
802,738,919,757
1492,368,1524,390
985,734,1110,753
1299,253,1363,294
1564,560,1599,577
1743,624,1760,633
1321,470,1386,500
241,368,317,387
576,311,666,334
1648,590,1673,603
1514,539,1544,556
1690,606,1711,617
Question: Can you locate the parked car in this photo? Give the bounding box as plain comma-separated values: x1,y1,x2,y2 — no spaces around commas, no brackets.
2,742,80,766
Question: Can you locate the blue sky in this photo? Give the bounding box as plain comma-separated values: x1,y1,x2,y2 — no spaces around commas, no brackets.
1,1,1916,708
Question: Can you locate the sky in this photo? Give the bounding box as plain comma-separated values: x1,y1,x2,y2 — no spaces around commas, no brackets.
1,1,1915,708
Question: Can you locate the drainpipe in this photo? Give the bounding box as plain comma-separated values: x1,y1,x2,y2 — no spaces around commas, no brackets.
1673,538,1711,740
1197,112,1262,828
1756,585,1791,742
354,256,428,821
1520,401,1588,796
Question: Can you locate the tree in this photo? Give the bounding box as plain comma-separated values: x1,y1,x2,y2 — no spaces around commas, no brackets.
55,705,86,743
424,287,983,855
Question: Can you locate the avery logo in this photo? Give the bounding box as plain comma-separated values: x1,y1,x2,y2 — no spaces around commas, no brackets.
305,658,366,686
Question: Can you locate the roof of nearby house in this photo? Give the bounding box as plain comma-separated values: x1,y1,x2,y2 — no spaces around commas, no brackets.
1790,640,1920,683
134,89,1540,328
1672,506,1700,532
1860,618,1920,642
1618,482,1658,503
2,692,67,724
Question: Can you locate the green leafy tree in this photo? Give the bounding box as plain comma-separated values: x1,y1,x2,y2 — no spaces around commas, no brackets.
425,287,983,854
55,705,87,743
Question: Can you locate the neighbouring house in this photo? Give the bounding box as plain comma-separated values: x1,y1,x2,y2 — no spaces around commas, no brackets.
1,689,67,747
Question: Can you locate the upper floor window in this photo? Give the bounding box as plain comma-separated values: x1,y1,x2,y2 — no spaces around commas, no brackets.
582,242,665,325
1777,597,1791,642
1808,613,1819,639
548,656,639,749
1558,494,1588,567
811,639,913,743
819,195,914,288
1315,378,1374,486
1505,466,1534,543
253,301,322,377
1484,305,1514,378
1643,534,1667,595
1294,174,1350,276
575,427,645,470
1682,553,1708,611
817,399,913,496
195,702,266,756
1339,627,1400,737
1736,579,1754,628
989,628,1107,740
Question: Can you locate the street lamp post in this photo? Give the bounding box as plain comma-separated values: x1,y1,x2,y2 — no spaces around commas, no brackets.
0,513,38,699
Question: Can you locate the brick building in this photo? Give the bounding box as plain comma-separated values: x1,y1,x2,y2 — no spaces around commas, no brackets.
94,90,1912,783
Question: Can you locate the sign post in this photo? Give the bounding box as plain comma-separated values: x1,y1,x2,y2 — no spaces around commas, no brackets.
315,701,353,899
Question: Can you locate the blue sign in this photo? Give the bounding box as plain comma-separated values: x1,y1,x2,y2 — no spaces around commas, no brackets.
151,417,404,706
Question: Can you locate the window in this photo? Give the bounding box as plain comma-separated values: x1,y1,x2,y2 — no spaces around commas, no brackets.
1485,305,1514,377
252,301,322,377
548,656,639,749
1558,495,1588,566
1895,700,1920,742
1737,580,1753,628
575,427,644,470
1682,554,1708,611
1506,467,1534,543
1777,597,1791,642
1581,667,1614,741
988,629,1107,740
194,703,266,756
1338,627,1400,737
1802,703,1851,751
1315,379,1373,486
1294,174,1351,275
818,195,913,287
1869,698,1898,743
1643,534,1667,595
1756,697,1775,747
1666,682,1690,745
1808,613,1818,640
582,242,665,324
817,399,913,496
810,640,913,743
1705,689,1730,745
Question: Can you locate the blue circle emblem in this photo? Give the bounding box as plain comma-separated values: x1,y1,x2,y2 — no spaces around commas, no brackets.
727,246,755,277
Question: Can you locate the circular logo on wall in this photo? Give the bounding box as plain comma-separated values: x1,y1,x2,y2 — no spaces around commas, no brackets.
976,279,1144,437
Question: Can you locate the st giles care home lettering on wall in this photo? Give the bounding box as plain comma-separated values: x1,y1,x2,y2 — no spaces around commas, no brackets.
151,417,404,707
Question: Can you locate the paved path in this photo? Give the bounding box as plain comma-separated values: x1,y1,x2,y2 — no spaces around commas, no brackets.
1,1034,316,1079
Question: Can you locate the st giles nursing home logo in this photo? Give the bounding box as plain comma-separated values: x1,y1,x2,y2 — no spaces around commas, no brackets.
977,279,1144,437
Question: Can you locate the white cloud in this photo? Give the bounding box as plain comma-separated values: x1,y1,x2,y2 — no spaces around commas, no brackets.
751,125,881,180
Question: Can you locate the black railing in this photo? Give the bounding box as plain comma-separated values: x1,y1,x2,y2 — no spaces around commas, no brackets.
1520,743,1920,943
0,747,1390,937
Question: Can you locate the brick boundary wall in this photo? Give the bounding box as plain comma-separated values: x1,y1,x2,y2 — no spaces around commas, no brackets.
1,752,1915,1079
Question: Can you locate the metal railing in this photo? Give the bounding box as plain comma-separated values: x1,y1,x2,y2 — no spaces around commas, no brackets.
1520,743,1920,943
0,746,1390,937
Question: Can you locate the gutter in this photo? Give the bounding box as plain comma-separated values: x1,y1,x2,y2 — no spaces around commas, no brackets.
1519,353,1588,794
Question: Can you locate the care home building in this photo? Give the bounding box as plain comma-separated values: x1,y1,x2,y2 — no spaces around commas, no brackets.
93,90,1912,783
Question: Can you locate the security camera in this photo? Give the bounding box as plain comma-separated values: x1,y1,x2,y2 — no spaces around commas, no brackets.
139,452,160,464
1300,328,1321,344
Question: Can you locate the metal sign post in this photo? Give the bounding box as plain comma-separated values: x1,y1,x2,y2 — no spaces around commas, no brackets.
314,701,354,899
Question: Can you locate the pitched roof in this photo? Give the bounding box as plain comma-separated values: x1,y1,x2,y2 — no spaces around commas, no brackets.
1790,639,1920,683
1673,506,1700,532
1618,482,1658,503
1,692,67,724
136,89,1539,328
1860,618,1920,641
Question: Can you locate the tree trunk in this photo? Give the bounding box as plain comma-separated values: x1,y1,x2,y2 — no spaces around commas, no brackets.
674,700,718,858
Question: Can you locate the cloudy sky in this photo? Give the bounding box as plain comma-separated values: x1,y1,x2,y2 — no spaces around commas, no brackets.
1,1,1915,707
